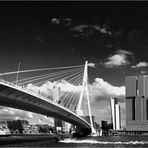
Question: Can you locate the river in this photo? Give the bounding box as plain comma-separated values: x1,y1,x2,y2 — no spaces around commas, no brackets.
1,135,148,147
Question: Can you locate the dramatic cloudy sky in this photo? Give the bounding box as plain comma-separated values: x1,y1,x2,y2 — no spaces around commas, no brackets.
0,1,148,127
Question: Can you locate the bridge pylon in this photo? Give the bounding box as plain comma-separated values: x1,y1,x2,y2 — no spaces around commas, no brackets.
76,61,96,134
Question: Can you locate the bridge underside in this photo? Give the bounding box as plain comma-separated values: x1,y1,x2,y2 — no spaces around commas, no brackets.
0,82,91,129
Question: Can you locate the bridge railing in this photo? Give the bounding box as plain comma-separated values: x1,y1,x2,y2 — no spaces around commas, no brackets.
0,79,72,111
0,79,54,102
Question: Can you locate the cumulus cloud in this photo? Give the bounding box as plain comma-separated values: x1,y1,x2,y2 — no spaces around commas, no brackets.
89,78,125,101
27,77,125,104
102,49,133,68
25,77,125,103
88,78,126,126
88,63,96,68
27,82,53,97
26,80,82,96
131,61,148,68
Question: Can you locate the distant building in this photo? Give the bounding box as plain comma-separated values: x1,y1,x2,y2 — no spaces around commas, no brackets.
101,120,113,136
126,75,148,132
22,122,39,134
0,121,10,135
62,122,71,133
110,98,121,130
36,124,53,133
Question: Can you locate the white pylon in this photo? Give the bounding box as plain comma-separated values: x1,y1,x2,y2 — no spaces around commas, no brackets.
76,61,96,133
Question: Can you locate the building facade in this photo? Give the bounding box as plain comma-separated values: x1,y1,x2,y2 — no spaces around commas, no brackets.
0,121,10,135
126,75,148,131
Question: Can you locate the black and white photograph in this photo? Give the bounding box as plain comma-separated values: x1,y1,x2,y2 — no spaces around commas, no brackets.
0,1,148,147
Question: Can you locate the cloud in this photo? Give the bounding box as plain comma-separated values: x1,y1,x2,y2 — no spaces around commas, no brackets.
51,19,122,39
70,24,93,38
51,18,60,25
88,63,96,68
26,80,83,96
131,61,148,68
117,49,133,55
26,78,125,111
0,106,54,126
89,78,125,101
92,103,111,123
102,49,133,68
93,25,112,35
37,116,54,125
61,18,72,26
70,24,113,38
0,107,34,121
88,78,126,126
70,24,88,32
51,18,72,26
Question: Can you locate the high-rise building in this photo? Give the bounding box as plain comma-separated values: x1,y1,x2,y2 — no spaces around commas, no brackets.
115,104,121,130
126,75,148,131
110,98,121,130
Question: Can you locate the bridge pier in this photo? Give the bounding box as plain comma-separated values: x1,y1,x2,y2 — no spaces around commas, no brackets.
72,126,91,137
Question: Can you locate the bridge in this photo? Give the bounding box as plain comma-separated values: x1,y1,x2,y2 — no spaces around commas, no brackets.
0,61,96,134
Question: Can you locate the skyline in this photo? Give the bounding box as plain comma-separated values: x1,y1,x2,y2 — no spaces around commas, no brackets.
0,1,148,127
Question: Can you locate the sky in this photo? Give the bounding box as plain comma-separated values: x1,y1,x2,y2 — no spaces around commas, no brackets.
0,1,148,127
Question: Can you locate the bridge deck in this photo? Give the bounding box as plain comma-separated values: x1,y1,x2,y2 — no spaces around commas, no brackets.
0,79,91,129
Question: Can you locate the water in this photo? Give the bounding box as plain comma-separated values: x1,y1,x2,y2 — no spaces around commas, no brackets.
59,135,148,147
2,135,148,147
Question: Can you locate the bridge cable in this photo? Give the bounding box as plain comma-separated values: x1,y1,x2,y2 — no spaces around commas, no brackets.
59,71,83,106
1,65,84,76
61,72,83,108
18,67,83,85
33,69,83,86
64,75,83,109
12,67,84,84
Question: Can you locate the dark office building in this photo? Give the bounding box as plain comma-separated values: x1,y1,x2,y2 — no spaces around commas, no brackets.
126,75,148,131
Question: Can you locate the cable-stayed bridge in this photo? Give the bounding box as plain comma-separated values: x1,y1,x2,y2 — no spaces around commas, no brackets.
0,61,95,134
